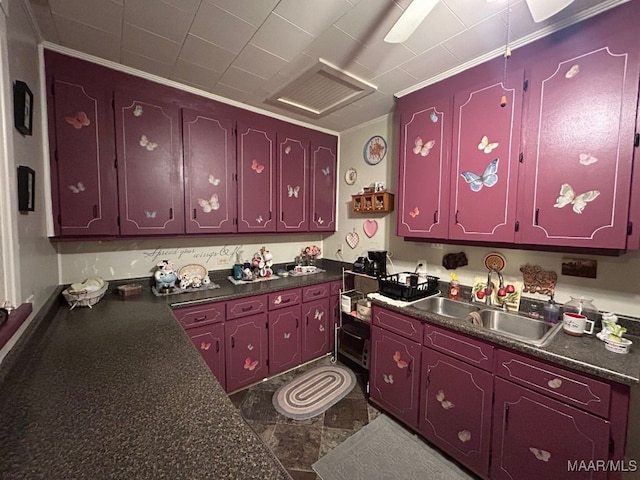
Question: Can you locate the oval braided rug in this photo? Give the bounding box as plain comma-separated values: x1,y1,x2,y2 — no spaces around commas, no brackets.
272,365,356,420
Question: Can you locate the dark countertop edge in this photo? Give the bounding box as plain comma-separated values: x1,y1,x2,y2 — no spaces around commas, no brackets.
371,299,640,386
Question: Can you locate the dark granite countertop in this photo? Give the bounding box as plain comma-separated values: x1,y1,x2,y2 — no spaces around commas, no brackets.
371,299,640,386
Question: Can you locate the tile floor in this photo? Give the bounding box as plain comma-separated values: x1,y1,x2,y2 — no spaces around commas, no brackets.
228,356,379,480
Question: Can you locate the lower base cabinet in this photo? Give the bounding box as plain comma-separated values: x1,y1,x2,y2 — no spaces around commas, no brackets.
184,322,226,391
301,297,331,363
268,305,301,376
491,377,610,480
225,313,269,393
420,348,493,478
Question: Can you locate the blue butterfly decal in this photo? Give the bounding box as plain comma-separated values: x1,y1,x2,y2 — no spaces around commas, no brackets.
460,158,499,192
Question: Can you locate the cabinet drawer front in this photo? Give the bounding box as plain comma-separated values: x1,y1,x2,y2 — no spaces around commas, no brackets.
330,280,341,296
302,283,329,302
268,289,301,310
173,303,225,329
496,350,611,417
423,325,494,372
226,295,267,320
372,307,423,342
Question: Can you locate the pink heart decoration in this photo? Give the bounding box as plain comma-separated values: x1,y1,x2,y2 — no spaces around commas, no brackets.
346,230,360,249
363,219,378,238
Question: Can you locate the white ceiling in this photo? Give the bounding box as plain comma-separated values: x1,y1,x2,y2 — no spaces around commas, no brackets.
26,0,627,133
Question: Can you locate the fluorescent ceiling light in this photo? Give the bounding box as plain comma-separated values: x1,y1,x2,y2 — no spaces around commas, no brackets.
525,0,575,22
384,0,440,43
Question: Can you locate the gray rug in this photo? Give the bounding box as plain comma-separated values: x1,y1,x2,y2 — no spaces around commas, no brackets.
312,414,475,480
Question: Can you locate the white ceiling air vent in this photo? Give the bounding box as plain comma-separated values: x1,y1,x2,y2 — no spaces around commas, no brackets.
267,59,376,118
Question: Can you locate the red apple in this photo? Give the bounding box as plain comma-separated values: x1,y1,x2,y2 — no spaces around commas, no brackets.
498,288,507,297
506,284,515,294
476,290,486,300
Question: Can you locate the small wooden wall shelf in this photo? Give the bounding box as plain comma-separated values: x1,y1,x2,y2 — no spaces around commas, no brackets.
351,192,394,213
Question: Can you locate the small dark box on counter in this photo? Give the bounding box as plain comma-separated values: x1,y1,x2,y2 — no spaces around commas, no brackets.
117,283,143,298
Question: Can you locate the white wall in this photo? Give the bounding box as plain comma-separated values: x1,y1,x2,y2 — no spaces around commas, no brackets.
326,115,640,318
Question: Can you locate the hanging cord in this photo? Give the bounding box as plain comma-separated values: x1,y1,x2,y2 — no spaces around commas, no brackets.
501,0,512,107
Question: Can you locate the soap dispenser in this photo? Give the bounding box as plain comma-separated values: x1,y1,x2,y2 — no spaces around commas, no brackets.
448,272,460,301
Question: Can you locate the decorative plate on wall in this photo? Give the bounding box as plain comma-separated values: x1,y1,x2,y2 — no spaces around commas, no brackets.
363,135,387,165
345,167,358,185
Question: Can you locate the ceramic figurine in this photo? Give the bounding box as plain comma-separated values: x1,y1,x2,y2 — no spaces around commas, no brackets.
154,260,178,292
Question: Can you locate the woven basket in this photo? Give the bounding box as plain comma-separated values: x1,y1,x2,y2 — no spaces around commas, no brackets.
62,282,109,309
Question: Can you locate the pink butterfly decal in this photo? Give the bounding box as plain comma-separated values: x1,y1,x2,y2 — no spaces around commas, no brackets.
413,137,435,157
408,207,419,218
251,159,265,173
244,356,258,371
198,194,220,213
200,342,211,351
65,111,90,129
393,351,408,369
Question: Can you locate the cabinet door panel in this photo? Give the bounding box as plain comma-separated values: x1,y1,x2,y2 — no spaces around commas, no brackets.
420,348,492,477
50,77,118,236
370,326,421,429
277,132,309,231
187,323,226,390
225,314,269,392
183,109,236,233
301,298,330,362
237,122,276,232
518,48,638,248
309,135,337,232
492,378,609,480
115,92,184,235
269,305,301,376
450,72,524,242
397,100,451,238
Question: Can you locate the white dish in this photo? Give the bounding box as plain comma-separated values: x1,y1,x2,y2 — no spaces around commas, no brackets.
603,336,632,354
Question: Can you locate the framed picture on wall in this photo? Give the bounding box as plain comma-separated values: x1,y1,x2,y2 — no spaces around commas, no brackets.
17,166,35,212
13,80,33,136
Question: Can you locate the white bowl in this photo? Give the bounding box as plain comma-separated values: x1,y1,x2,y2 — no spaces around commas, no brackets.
604,336,632,354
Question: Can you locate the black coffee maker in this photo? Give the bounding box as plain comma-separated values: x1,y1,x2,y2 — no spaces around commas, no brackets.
367,250,387,277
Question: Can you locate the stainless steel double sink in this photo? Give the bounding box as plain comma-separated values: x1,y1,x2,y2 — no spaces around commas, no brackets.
410,296,562,347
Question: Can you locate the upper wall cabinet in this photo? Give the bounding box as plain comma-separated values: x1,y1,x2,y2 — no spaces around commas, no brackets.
237,119,277,233
182,108,237,234
46,62,119,236
449,71,524,244
114,91,184,235
277,125,309,232
309,133,338,232
516,29,640,249
397,96,452,239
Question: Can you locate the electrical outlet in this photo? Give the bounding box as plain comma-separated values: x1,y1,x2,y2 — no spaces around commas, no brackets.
431,243,444,249
217,257,229,265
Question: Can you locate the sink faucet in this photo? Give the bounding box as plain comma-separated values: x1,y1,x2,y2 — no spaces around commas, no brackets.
485,268,505,309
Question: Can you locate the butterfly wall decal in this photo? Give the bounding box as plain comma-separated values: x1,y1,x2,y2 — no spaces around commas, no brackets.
145,210,157,218
317,217,324,225
430,111,438,123
198,194,220,213
478,135,499,154
529,447,551,462
139,135,158,151
247,343,254,351
283,332,291,339
273,295,282,305
319,325,325,332
408,207,420,218
251,159,264,173
200,342,211,351
321,166,330,176
133,105,144,117
413,137,435,156
208,174,221,186
284,145,291,154
256,215,263,224
392,351,408,369
383,373,394,384
65,111,90,129
243,356,258,371
579,153,598,166
314,309,324,320
553,184,600,214
287,185,300,198
68,182,85,193
565,64,580,79
436,390,455,410
460,158,499,192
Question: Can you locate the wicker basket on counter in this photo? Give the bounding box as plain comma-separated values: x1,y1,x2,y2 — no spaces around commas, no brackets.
62,281,109,309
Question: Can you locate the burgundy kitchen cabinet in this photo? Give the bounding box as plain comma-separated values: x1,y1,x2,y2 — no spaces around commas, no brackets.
277,126,309,232
516,34,640,249
237,119,277,233
225,313,269,393
268,305,301,376
396,96,452,239
114,90,184,235
309,133,337,232
185,322,226,391
301,284,331,362
370,325,421,429
449,70,524,243
491,377,609,480
182,108,236,234
45,54,119,236
419,348,492,478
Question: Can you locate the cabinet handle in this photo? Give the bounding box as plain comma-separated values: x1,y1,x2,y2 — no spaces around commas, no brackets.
241,305,252,312
216,340,219,353
194,315,207,322
231,337,235,348
455,210,459,224
534,208,539,225
93,205,98,218
407,360,412,374
433,210,438,224
193,208,197,220
169,208,174,219
282,298,291,304
296,318,299,328
505,405,510,431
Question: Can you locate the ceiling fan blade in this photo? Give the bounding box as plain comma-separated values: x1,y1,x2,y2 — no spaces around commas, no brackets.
384,0,440,44
525,0,575,22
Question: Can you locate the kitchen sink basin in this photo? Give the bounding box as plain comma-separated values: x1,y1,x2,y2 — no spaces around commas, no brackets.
411,296,480,318
467,309,562,347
